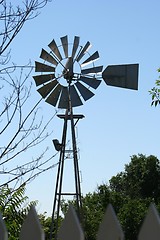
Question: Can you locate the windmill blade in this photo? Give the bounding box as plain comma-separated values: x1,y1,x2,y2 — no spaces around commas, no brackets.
102,64,139,90
58,87,69,109
75,82,94,101
81,51,99,67
33,74,55,86
40,49,58,66
70,85,83,107
46,84,62,107
81,66,103,75
48,39,62,61
76,41,91,62
35,61,55,72
79,76,101,89
37,80,58,98
71,36,80,59
60,35,68,58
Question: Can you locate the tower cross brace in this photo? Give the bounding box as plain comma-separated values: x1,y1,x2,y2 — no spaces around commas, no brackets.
50,110,84,239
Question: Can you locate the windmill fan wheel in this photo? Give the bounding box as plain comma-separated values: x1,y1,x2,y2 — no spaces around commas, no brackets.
33,35,103,109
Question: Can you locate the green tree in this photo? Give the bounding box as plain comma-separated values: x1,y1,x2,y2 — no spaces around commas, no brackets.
109,154,160,201
0,184,37,240
39,213,52,240
60,186,110,240
149,68,160,106
63,154,160,240
82,185,111,240
39,213,63,240
108,154,160,239
117,198,151,240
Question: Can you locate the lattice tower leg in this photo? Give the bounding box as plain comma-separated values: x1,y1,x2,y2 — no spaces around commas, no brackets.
50,109,83,240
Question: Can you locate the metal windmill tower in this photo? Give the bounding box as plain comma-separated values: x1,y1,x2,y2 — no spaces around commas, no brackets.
33,35,139,237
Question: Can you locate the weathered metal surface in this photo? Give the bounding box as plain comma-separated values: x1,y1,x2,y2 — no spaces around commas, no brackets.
71,36,80,58
61,35,68,58
81,51,99,67
75,81,94,101
48,38,62,61
37,80,58,98
102,64,139,90
70,85,83,107
79,76,101,89
35,61,55,72
81,66,103,75
76,41,91,62
33,74,55,86
46,84,62,106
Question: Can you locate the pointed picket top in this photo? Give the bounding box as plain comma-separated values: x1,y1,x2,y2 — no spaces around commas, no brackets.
138,203,160,240
97,204,124,240
19,205,44,240
0,212,8,240
58,205,84,240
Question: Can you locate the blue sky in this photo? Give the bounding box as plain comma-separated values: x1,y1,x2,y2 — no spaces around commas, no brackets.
9,0,160,214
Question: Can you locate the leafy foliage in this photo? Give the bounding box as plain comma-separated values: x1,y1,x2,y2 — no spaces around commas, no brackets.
110,154,160,201
149,68,160,106
39,213,63,240
0,184,37,240
82,186,110,240
39,213,52,240
62,154,160,240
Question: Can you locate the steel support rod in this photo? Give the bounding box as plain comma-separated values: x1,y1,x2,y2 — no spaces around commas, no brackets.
50,106,83,240
70,106,83,221
50,109,68,240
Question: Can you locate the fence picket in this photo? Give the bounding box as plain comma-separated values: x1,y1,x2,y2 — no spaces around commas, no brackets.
58,205,84,240
19,205,44,240
138,203,160,240
97,204,124,240
0,203,160,239
0,212,8,240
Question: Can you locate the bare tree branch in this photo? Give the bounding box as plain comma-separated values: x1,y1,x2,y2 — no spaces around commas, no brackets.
0,65,58,190
0,0,52,62
0,0,58,191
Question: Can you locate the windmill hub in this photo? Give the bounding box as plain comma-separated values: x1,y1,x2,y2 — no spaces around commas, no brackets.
56,57,81,86
63,57,74,80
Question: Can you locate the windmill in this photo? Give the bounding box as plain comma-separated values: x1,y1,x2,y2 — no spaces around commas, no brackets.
33,35,139,237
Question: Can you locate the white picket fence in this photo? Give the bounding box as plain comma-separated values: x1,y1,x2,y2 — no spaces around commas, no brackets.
0,203,160,240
